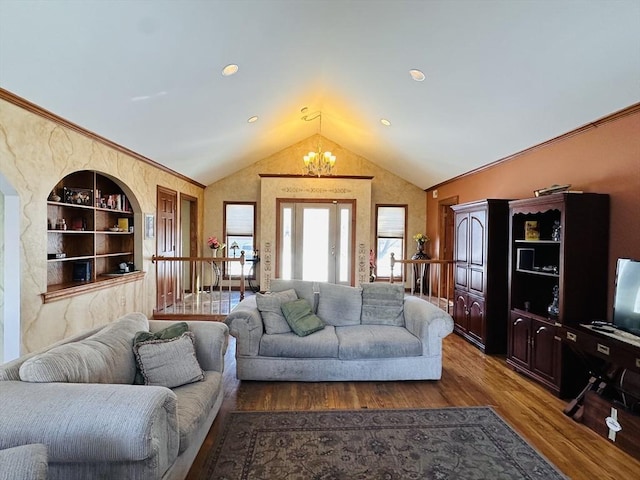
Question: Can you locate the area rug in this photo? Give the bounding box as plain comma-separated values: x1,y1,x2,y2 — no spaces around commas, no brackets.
203,407,567,480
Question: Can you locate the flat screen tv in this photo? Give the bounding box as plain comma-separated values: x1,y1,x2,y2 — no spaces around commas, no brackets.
612,258,640,337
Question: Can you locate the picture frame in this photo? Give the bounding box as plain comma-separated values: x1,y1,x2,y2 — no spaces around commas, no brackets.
144,213,155,239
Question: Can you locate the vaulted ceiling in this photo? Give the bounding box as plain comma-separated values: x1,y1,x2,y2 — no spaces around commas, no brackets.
1,1,638,189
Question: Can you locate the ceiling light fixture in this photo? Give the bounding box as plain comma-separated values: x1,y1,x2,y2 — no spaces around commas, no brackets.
247,115,258,123
409,69,425,81
222,64,239,76
381,118,391,126
301,110,336,177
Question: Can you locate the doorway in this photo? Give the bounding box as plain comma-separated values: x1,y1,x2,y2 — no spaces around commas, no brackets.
439,196,458,299
278,200,354,284
157,186,177,308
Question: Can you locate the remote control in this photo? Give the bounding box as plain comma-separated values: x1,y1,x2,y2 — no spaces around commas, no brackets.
590,320,610,326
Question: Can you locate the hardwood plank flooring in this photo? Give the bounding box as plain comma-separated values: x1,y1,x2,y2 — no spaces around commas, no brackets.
187,332,640,480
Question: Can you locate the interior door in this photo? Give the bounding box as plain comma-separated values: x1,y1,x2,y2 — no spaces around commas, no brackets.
280,201,353,284
157,187,177,308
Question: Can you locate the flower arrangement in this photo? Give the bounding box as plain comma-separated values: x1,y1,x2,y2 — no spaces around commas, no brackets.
413,233,429,243
207,236,226,251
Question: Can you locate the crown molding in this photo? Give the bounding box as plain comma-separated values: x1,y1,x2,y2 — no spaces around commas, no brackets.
0,88,206,189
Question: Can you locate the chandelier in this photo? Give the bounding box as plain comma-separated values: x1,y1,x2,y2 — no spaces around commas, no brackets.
301,111,336,177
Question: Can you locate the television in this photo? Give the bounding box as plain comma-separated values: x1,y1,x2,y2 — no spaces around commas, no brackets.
612,258,640,337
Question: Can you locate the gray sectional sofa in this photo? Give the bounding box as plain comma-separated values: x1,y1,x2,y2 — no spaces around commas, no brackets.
225,280,454,381
0,313,228,480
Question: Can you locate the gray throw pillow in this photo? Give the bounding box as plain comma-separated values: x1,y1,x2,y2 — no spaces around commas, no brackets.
281,299,325,337
132,322,189,384
256,289,298,334
361,283,405,326
317,283,362,326
133,331,204,388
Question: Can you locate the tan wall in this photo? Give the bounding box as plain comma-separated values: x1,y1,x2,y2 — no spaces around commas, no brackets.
0,97,204,354
426,110,640,319
205,134,428,286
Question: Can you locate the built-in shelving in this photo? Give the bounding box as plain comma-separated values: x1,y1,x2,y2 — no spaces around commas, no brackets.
43,170,143,303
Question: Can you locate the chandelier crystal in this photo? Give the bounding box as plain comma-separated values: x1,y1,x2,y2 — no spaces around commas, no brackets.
301,111,336,177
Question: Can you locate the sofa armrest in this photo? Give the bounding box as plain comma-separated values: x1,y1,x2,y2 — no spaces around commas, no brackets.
224,297,264,357
403,296,454,356
149,320,229,373
0,381,179,470
0,444,48,480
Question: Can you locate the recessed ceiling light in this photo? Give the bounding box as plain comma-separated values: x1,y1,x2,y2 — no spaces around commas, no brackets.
247,116,258,123
409,69,425,82
222,64,239,76
380,118,391,126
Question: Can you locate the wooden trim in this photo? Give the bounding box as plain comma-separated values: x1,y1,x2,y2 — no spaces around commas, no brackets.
42,271,145,303
259,174,374,180
0,88,206,189
427,102,640,191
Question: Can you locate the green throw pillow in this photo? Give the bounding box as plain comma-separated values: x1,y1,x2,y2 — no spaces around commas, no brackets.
281,299,325,337
132,322,189,384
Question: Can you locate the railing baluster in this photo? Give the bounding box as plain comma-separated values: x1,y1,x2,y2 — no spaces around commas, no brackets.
384,257,455,313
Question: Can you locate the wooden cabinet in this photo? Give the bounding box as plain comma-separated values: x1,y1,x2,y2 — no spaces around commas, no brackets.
452,199,510,353
44,170,143,302
507,193,609,397
509,311,559,389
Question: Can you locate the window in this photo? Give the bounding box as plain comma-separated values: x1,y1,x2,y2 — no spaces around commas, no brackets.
375,205,406,278
224,202,256,277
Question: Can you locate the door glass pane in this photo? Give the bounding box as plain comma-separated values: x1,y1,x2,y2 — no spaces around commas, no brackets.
282,207,292,280
302,208,329,282
339,207,350,283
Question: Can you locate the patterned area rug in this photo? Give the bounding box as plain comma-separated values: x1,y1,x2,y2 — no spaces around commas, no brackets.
203,407,567,480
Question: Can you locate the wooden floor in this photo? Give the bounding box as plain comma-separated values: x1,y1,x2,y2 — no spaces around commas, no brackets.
186,332,640,480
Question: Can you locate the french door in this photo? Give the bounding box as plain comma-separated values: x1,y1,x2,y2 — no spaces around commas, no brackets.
279,201,353,284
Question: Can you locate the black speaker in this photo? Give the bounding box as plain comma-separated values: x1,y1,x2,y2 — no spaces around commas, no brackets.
73,261,91,282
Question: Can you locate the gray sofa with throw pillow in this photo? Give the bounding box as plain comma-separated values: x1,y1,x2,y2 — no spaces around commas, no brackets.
225,280,454,381
0,313,228,480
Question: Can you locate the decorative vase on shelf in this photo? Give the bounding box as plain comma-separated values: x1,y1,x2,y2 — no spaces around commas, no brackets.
548,285,560,319
211,248,217,258
416,240,425,254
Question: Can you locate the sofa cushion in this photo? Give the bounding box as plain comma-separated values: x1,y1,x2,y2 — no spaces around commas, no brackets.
18,313,148,384
336,325,422,360
256,289,298,334
133,332,204,388
317,283,362,327
281,299,325,337
270,279,318,312
172,371,223,454
133,322,189,384
361,283,405,326
259,325,339,358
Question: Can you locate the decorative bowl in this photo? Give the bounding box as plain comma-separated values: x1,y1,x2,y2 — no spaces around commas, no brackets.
109,227,120,232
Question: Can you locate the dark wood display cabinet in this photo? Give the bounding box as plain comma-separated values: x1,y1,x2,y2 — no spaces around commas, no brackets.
452,199,510,353
507,193,610,397
44,170,143,303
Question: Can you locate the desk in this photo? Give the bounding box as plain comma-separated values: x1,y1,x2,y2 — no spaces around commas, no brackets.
560,324,640,374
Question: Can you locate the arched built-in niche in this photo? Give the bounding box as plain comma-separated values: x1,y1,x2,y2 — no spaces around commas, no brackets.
43,170,144,303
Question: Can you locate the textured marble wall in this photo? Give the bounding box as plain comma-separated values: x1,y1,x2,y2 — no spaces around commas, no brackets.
0,98,204,354
205,134,427,288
